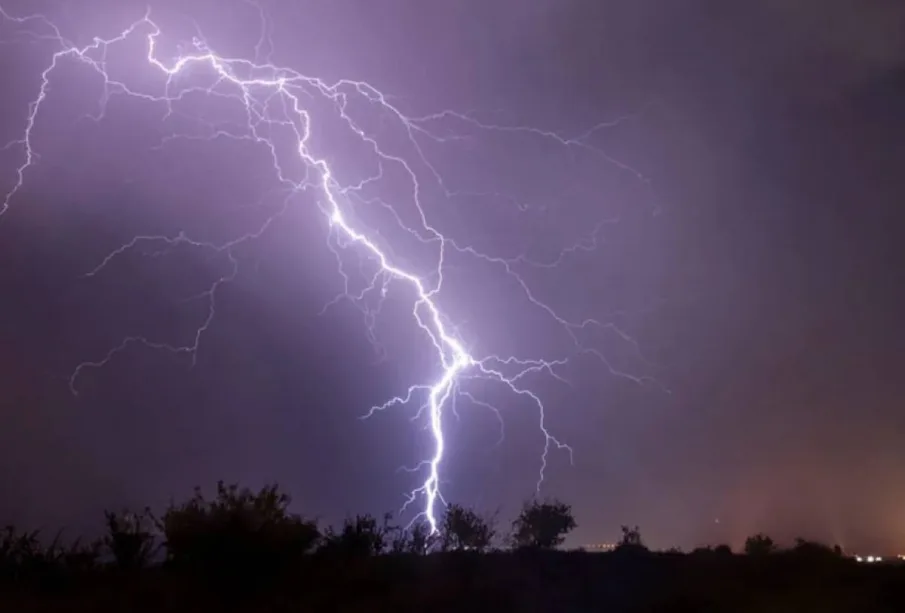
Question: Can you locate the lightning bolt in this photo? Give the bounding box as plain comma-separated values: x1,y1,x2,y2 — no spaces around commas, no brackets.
0,4,659,533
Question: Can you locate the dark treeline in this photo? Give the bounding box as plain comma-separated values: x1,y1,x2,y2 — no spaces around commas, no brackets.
3,481,905,612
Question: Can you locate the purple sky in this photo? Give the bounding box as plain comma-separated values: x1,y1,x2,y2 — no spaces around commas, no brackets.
1,0,905,553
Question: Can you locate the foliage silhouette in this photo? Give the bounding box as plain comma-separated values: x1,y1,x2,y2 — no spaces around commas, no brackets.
616,524,648,553
321,513,391,557
790,537,844,562
103,509,157,570
1,526,100,584
713,544,733,556
744,533,777,556
4,481,904,611
388,519,437,555
510,498,576,549
687,543,733,559
1,526,43,579
161,481,319,578
439,504,496,552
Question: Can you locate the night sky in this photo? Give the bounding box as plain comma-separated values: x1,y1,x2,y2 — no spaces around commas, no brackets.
1,0,904,553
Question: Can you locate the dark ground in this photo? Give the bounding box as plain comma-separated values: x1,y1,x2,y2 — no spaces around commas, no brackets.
3,550,904,612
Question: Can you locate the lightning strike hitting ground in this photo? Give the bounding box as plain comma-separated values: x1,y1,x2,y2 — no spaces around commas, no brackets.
0,5,655,533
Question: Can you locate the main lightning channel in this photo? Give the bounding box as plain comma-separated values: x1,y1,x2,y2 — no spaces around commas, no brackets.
0,6,655,533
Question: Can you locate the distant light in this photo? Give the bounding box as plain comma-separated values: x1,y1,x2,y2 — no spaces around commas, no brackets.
582,543,616,552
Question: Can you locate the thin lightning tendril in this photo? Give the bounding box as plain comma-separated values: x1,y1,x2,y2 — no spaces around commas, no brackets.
0,5,659,533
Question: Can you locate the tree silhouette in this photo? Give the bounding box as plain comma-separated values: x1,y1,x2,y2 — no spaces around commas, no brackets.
510,498,577,549
744,533,776,556
440,504,495,552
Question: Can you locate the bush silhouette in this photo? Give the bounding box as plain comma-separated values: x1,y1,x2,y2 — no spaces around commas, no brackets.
789,537,843,563
713,543,733,556
321,513,390,557
616,524,648,553
161,481,319,578
3,483,905,611
1,526,43,580
103,509,157,570
510,498,576,549
744,533,777,556
1,526,100,584
440,504,496,552
389,519,437,555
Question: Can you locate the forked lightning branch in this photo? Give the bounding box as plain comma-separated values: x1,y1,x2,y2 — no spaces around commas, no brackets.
0,5,651,533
